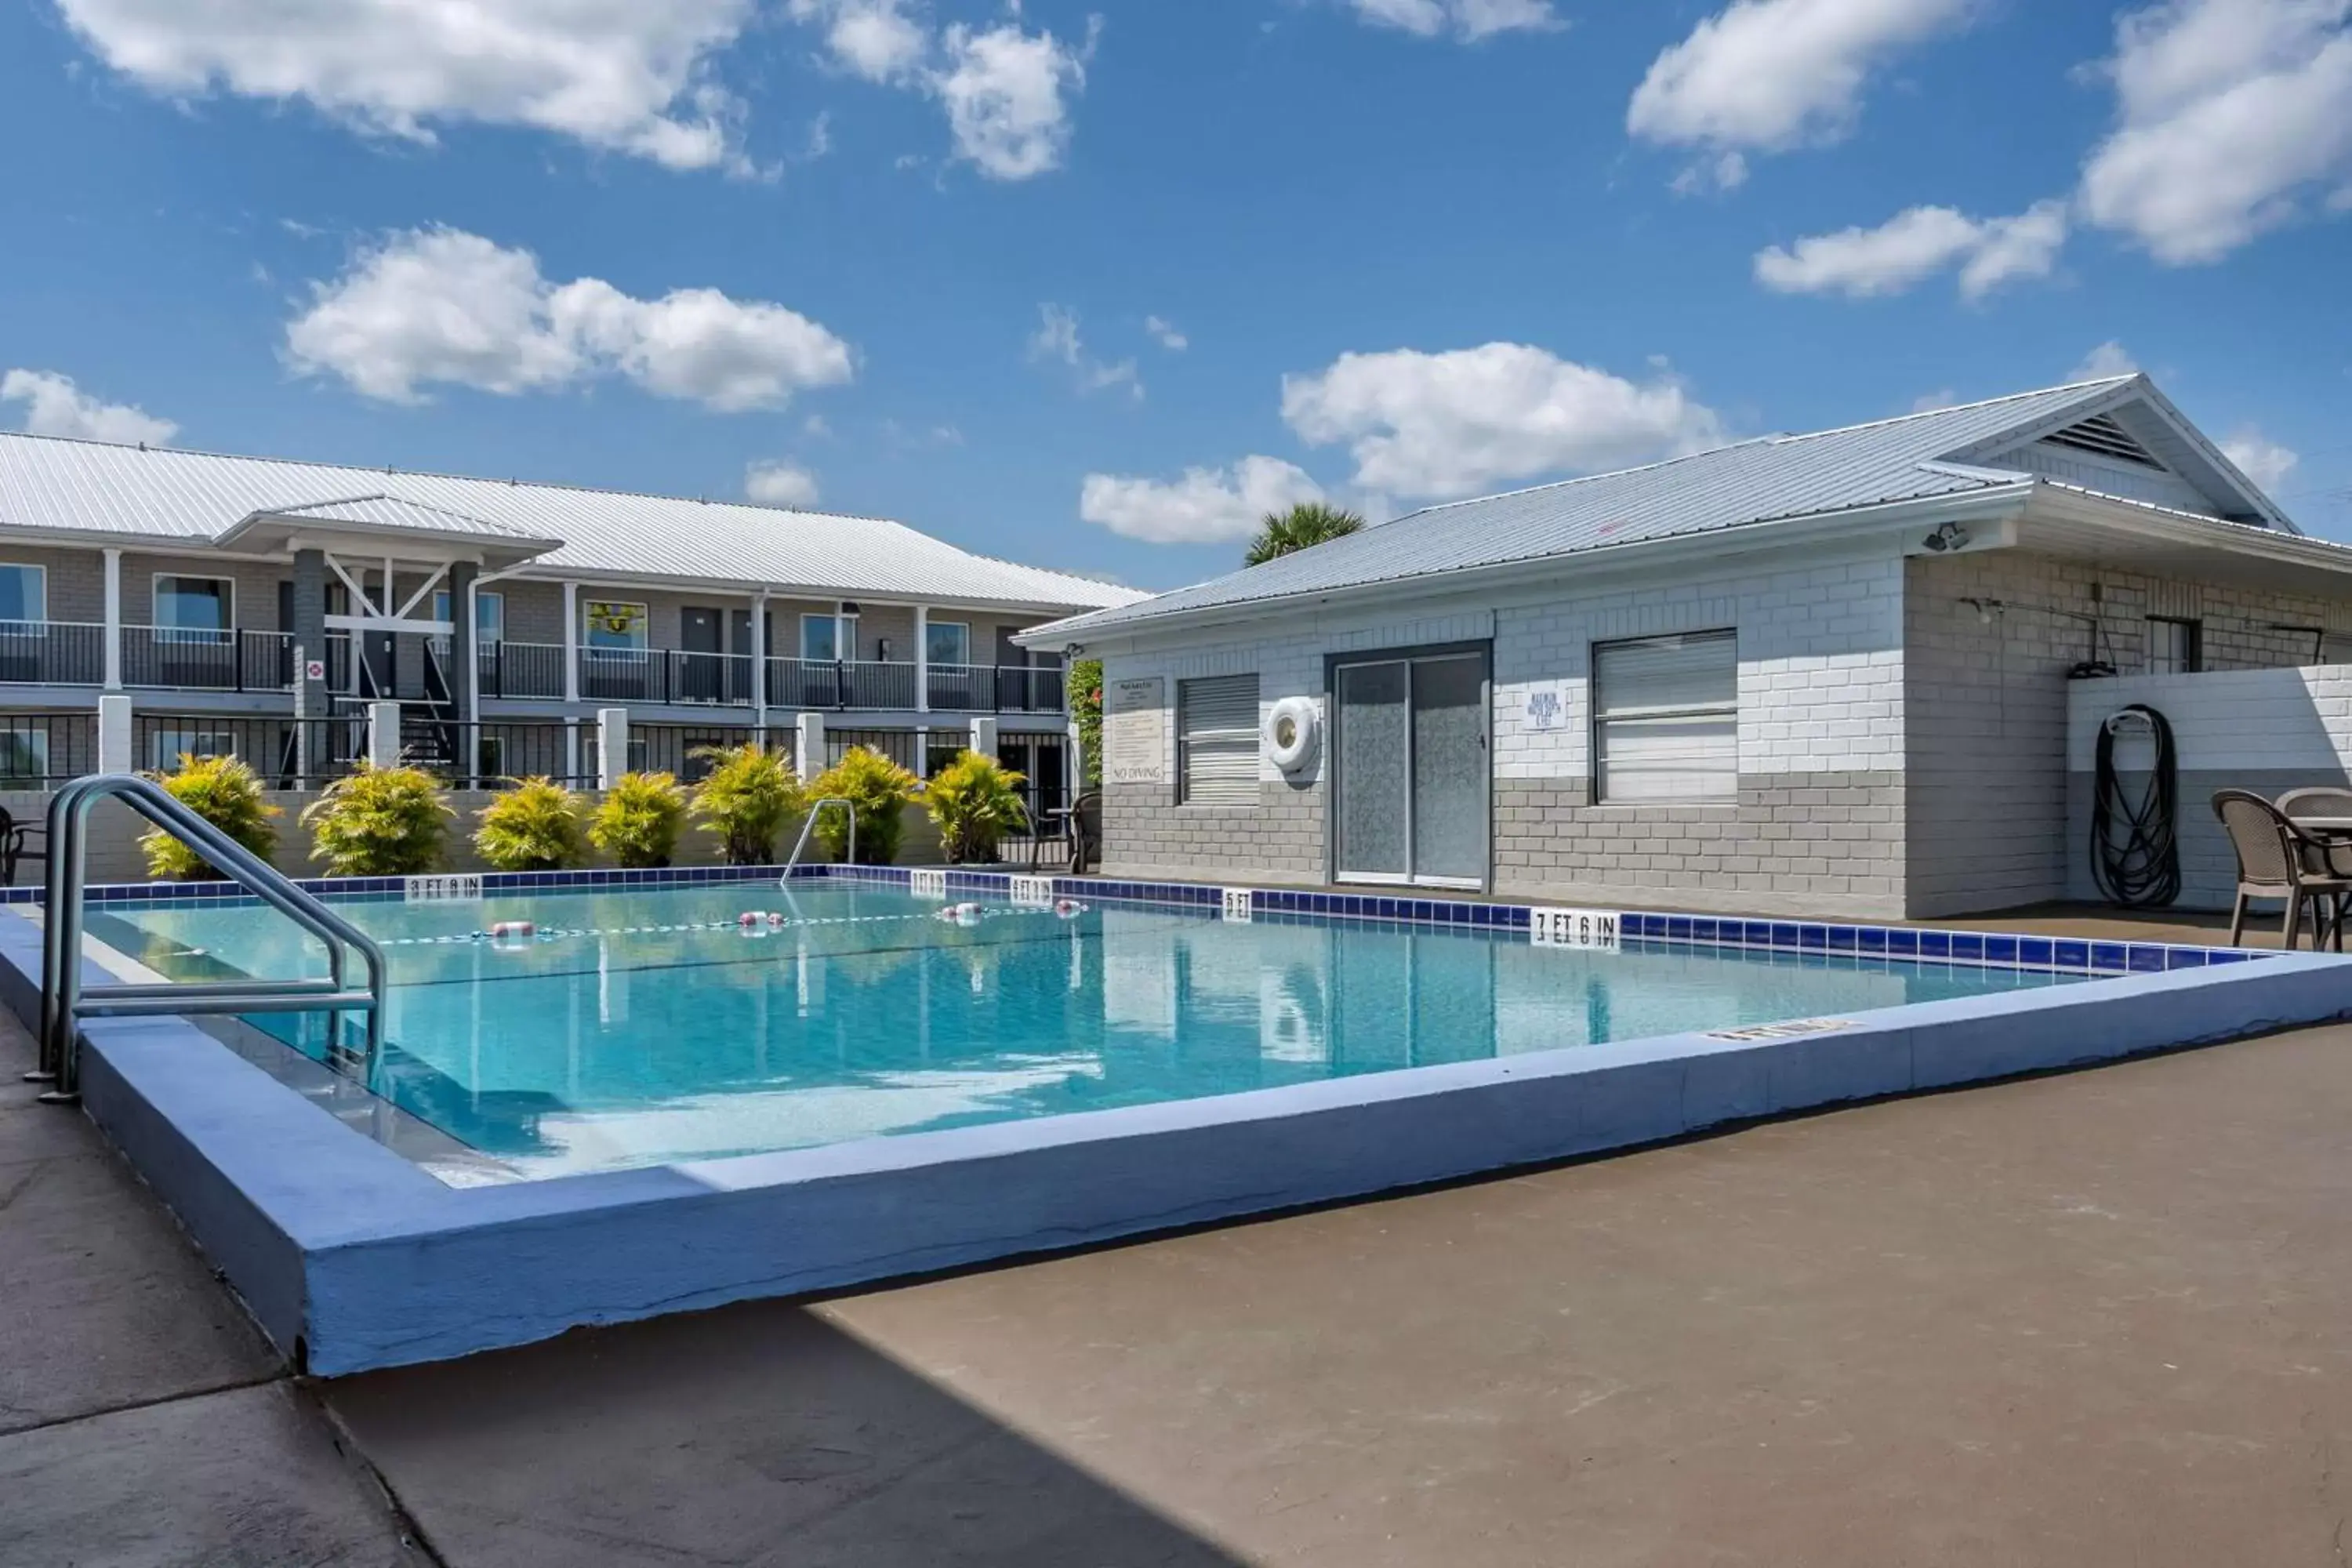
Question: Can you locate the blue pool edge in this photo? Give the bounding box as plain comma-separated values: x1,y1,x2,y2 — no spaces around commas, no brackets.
6,898,2351,1376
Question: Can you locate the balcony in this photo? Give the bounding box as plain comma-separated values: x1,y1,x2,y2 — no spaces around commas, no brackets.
0,623,1069,714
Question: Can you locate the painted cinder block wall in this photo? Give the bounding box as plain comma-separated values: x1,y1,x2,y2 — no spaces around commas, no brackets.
2063,666,2352,913
1905,550,2352,917
1094,541,2352,922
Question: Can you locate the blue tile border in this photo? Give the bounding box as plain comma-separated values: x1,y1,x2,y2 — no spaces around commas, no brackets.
13,858,2286,980
800,867,2275,978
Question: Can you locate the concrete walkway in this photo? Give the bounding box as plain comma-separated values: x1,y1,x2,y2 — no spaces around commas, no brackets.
9,1003,2352,1563
0,1012,423,1566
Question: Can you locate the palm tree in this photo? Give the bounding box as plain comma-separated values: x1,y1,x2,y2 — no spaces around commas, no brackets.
1244,502,1365,566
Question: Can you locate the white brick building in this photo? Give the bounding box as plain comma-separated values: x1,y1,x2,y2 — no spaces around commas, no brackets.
1027,376,2352,920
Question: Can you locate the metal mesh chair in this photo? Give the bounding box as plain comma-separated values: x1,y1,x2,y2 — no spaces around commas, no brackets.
2276,787,2352,879
2212,789,2352,949
0,806,43,887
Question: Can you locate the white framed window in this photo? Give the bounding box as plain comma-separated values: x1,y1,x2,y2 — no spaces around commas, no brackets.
2147,616,2201,674
149,728,238,771
433,590,506,646
0,564,47,629
1178,673,1261,806
153,575,234,644
581,599,648,660
800,613,839,662
1593,630,1737,804
0,728,49,785
925,619,971,670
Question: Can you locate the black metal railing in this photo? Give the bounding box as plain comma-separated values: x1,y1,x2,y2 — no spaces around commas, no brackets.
626,724,768,783
762,658,918,711
824,728,920,771
0,711,97,785
579,649,759,707
120,628,294,693
411,720,594,789
132,713,366,786
478,641,568,700
0,622,107,687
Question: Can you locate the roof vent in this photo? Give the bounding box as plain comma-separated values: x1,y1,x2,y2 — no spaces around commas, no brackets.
2043,412,2160,469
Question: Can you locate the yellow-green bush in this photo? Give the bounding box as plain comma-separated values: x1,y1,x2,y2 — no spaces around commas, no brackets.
809,746,920,865
590,771,688,869
300,762,453,877
923,750,1029,865
142,753,281,880
688,746,804,866
473,778,587,872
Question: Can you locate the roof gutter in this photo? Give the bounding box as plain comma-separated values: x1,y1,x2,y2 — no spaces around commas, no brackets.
1020,485,2035,652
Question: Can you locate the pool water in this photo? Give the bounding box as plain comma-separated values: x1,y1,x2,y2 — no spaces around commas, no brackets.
86,882,2092,1181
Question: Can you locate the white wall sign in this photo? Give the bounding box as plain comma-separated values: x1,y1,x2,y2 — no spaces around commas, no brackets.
405,873,484,903
1009,876,1054,908
1105,675,1168,786
1529,907,1621,950
303,659,327,682
1524,681,1571,734
909,869,949,900
1221,887,1254,924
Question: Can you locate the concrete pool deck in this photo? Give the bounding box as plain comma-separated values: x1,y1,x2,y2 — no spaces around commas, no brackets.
10,1001,2352,1565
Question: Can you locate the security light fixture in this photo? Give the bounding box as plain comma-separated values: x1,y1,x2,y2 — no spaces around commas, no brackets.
1922,522,1973,553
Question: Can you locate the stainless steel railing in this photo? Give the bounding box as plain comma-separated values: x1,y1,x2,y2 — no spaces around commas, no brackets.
28,773,387,1105
781,797,858,879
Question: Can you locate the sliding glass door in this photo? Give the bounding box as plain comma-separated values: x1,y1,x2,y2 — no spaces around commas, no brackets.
1333,649,1489,888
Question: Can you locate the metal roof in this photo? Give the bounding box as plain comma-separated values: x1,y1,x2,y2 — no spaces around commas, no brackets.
250,493,552,540
0,433,1147,613
1036,376,2278,640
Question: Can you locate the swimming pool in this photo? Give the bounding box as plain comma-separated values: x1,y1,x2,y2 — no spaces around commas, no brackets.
87,878,2098,1181
17,865,2348,1374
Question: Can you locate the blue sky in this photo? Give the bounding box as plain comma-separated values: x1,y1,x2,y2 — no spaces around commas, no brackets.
0,0,2346,591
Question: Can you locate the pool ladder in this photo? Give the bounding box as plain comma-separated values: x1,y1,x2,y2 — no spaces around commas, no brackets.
27,772,388,1105
780,798,858,883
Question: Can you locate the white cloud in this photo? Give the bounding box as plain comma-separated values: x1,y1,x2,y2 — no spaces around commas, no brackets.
1279,343,1722,501
1,369,179,445
1028,304,1141,399
784,5,1092,181
285,227,854,411
1628,0,1975,167
1671,151,1751,194
2078,0,2352,263
2222,427,2299,493
934,20,1091,180
787,0,929,82
1910,387,1959,413
746,459,822,508
1343,0,1563,42
53,0,756,171
1145,315,1189,351
1079,456,1326,544
2071,340,2141,379
1753,200,2068,299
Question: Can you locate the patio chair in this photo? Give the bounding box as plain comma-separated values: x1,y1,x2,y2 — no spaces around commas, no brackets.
2212,789,2352,950
1069,791,1101,877
0,805,44,888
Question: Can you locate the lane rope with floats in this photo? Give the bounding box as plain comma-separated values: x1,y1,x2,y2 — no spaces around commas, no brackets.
379,900,1090,950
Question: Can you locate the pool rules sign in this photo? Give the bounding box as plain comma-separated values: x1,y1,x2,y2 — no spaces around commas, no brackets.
1104,676,1168,789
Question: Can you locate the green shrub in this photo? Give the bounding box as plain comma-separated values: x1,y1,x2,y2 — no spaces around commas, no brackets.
300,761,454,877
924,750,1030,865
590,771,688,869
809,746,920,865
688,745,804,866
1071,658,1103,788
142,753,281,880
473,777,586,872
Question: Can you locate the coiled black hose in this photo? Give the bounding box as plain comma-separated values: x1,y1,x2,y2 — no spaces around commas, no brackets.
2090,702,2180,907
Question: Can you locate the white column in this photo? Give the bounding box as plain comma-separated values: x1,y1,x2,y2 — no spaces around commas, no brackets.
100,548,122,691
367,700,402,768
914,604,931,715
561,580,580,704
597,707,629,789
96,693,133,773
751,590,769,731
795,711,826,783
968,714,998,760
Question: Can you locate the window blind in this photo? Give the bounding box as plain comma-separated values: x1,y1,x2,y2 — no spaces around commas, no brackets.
1179,674,1261,805
1593,631,1737,803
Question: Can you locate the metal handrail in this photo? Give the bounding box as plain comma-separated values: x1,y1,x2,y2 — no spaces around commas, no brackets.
781,797,858,880
30,773,388,1105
